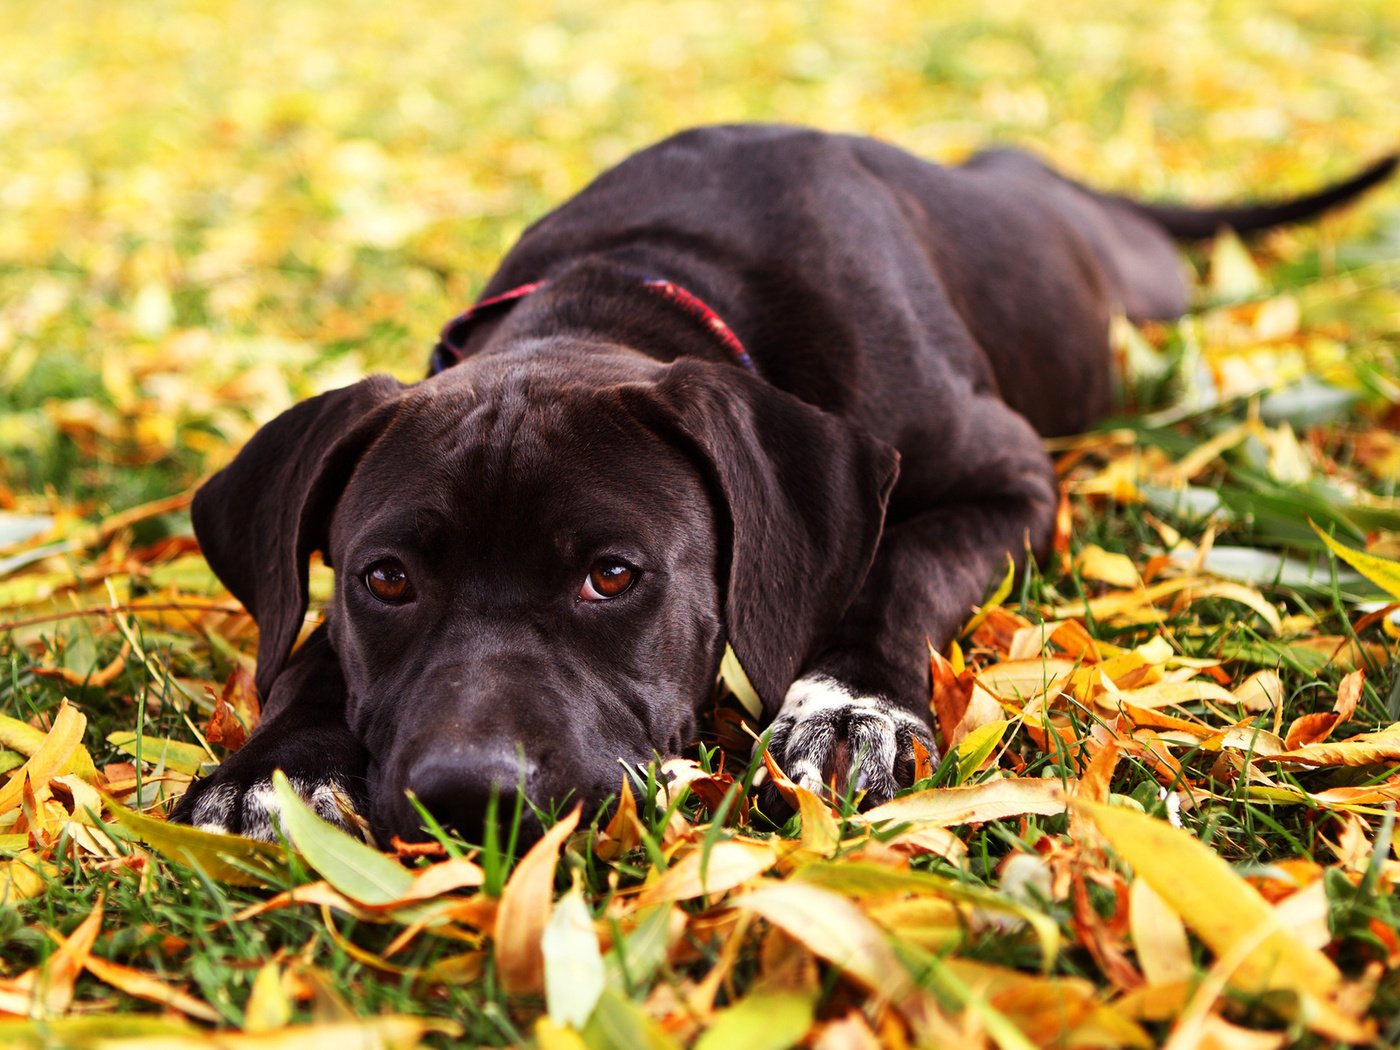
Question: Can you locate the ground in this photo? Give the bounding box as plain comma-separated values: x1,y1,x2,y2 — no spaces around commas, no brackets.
2,0,1400,1046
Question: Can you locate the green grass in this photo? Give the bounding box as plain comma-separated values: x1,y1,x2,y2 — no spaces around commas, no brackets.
3,0,1400,1046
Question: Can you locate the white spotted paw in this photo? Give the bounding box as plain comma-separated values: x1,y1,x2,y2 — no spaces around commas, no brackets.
760,674,937,809
178,773,369,843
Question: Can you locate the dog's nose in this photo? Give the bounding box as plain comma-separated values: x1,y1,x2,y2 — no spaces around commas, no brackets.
404,746,538,843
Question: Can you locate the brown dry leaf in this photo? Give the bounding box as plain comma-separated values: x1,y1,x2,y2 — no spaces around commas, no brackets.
1072,868,1142,992
1283,670,1363,749
812,1010,883,1050
594,776,641,861
204,666,262,751
493,805,581,997
1078,737,1120,805
1332,668,1363,724
1284,711,1339,751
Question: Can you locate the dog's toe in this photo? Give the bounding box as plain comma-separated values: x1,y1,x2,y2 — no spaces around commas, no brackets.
234,775,366,842
761,674,936,810
174,768,368,842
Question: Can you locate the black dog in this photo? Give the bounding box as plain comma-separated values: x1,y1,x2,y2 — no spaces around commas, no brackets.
172,124,1394,842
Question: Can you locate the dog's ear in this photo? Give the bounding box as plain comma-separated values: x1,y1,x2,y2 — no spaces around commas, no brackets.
192,376,405,698
647,361,898,709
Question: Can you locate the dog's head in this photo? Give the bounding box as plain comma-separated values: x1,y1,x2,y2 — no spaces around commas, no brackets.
193,351,896,842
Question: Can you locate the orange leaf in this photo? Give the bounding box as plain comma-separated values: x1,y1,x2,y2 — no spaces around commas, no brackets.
493,806,581,997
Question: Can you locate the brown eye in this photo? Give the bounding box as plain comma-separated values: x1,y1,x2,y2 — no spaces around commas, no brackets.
365,560,412,603
579,559,637,601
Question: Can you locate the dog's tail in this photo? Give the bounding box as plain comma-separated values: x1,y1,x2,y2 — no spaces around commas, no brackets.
1121,153,1397,240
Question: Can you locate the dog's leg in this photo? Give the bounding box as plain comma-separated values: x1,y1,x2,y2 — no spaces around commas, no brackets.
170,626,371,841
763,394,1058,807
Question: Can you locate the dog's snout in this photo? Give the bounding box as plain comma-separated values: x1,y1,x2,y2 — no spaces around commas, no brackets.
404,745,538,843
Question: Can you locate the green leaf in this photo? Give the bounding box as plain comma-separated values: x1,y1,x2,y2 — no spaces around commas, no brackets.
544,881,607,1029
793,861,1060,969
960,555,1015,639
1314,524,1400,600
957,719,1009,781
107,731,211,776
582,987,681,1050
718,643,763,720
269,770,414,905
693,988,815,1050
605,903,674,990
109,800,289,887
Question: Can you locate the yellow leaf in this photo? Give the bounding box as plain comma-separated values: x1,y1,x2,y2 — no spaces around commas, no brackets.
1209,228,1264,300
795,786,841,856
493,806,581,997
244,963,292,1033
1232,670,1283,712
1264,723,1400,767
0,700,86,816
1314,525,1400,600
856,777,1070,828
719,643,763,720
733,881,916,1007
1100,679,1239,712
1129,878,1193,987
0,711,97,783
1080,801,1344,1008
636,839,777,905
1075,544,1142,588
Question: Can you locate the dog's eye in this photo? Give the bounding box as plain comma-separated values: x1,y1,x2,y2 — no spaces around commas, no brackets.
579,559,637,601
365,560,413,604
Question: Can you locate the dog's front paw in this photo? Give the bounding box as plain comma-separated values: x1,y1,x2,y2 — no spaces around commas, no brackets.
169,731,370,842
761,674,937,809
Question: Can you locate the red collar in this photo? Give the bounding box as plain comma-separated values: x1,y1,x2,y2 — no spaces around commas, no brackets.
428,276,755,376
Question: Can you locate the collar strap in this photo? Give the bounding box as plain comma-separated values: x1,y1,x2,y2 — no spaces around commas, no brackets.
428,275,755,376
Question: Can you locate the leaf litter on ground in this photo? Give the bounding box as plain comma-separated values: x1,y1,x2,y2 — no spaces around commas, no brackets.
2,0,1400,1045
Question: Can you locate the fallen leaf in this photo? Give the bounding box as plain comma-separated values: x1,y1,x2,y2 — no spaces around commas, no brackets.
543,880,606,1029
494,805,582,997
857,778,1070,828
1079,801,1348,1018
270,770,413,905
636,839,777,905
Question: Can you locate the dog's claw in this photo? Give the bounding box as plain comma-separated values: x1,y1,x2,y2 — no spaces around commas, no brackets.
759,674,936,812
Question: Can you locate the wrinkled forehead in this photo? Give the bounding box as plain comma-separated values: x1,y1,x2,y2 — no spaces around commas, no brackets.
332,374,709,551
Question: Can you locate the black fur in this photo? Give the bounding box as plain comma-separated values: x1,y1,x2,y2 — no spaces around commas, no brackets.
172,124,1393,842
